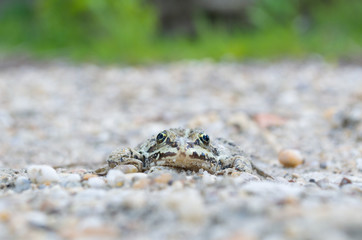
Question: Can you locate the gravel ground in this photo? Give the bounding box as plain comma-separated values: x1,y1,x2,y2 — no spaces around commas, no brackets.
0,59,361,239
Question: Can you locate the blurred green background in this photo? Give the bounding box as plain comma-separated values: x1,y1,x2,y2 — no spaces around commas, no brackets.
0,0,361,64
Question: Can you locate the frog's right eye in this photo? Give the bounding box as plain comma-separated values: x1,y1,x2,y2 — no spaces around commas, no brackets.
156,131,167,144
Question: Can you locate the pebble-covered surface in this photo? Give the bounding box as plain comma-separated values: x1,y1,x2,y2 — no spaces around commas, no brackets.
0,59,362,239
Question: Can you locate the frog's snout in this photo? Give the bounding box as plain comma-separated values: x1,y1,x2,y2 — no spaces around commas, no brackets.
173,141,196,158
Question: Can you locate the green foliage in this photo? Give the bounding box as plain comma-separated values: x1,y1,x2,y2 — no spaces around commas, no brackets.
0,0,157,62
248,0,299,29
0,0,360,63
305,0,362,59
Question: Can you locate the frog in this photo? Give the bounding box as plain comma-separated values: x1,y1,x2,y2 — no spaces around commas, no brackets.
95,128,272,178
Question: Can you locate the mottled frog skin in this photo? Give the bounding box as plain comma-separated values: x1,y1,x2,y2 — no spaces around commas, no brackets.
96,128,271,178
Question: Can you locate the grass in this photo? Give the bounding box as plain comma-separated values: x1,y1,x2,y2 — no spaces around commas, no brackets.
0,0,360,64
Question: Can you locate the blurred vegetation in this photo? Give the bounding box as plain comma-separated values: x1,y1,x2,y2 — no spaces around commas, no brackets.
0,0,361,64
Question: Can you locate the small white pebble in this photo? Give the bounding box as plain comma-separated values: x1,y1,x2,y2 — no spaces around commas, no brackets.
63,173,81,182
60,173,82,188
124,173,148,182
106,169,125,187
15,176,31,192
27,165,60,184
171,180,184,190
87,177,106,188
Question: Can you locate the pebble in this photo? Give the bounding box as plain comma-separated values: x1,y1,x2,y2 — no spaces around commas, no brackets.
60,174,81,188
115,165,138,174
14,176,31,192
154,173,172,185
132,178,151,189
64,174,81,182
87,177,106,188
319,162,328,169
27,165,59,184
291,173,300,179
106,170,125,187
82,173,98,181
339,177,352,187
278,149,304,168
124,173,148,182
171,180,184,190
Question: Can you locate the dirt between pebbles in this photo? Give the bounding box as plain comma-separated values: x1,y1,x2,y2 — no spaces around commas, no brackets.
0,59,361,240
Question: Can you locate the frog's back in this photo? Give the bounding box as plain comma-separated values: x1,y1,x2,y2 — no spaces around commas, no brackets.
213,137,249,158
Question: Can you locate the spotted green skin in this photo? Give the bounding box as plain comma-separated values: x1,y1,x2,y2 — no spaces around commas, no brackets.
96,128,271,178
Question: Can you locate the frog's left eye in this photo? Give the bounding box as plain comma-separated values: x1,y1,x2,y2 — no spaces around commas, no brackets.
199,133,210,145
156,131,167,144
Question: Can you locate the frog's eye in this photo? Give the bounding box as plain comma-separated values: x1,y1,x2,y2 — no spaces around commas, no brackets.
156,131,167,144
199,133,210,145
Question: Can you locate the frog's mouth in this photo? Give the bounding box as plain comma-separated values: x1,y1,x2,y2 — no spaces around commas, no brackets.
147,149,218,173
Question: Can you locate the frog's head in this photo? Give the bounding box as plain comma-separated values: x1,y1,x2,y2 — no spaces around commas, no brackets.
143,128,219,172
